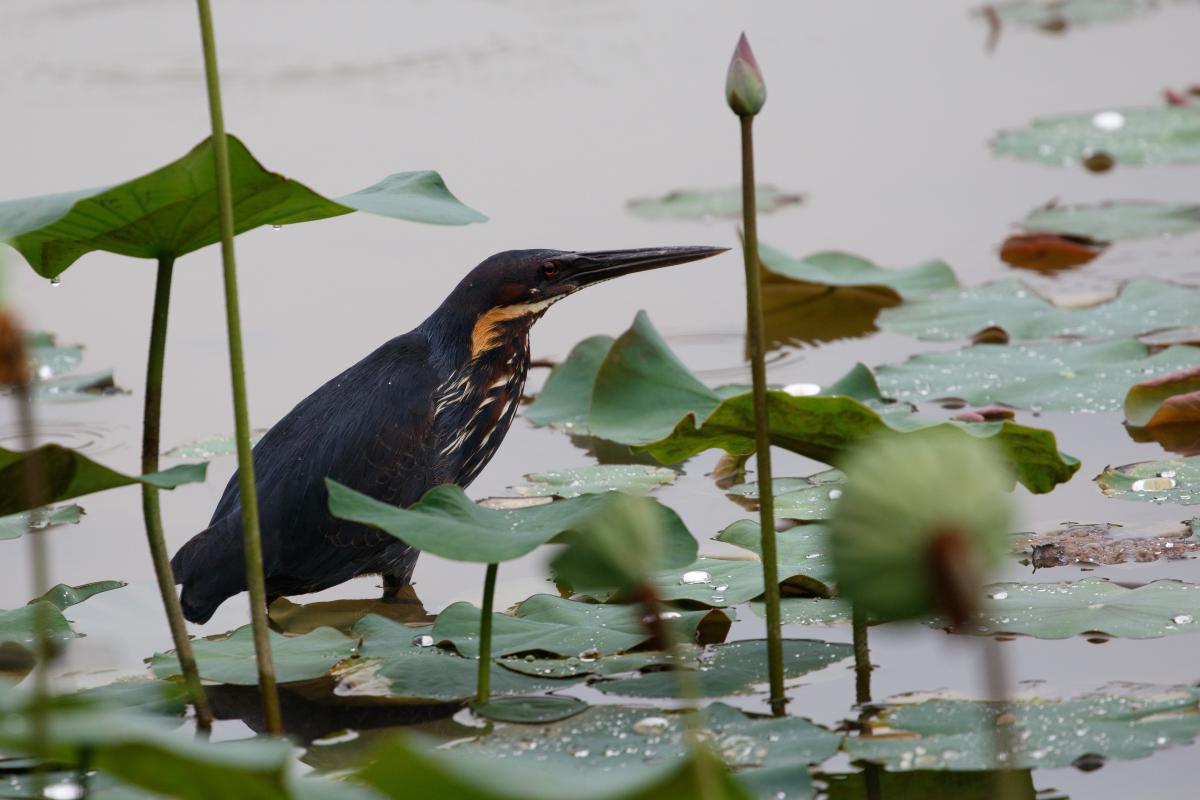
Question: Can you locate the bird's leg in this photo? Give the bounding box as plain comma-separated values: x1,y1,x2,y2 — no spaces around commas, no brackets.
381,572,404,601
380,550,420,603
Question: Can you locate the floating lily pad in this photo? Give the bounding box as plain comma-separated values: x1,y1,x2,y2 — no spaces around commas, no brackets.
267,587,432,636
165,430,267,459
993,106,1200,168
333,615,566,703
0,445,206,516
1125,366,1200,428
999,232,1105,272
1022,200,1200,241
24,331,82,378
1014,521,1200,568
877,340,1199,413
327,480,696,568
1097,457,1199,505
727,470,845,520
431,595,721,658
513,464,678,497
760,245,956,297
878,278,1200,341
984,0,1150,31
360,735,755,800
498,647,700,680
847,685,1200,770
626,185,802,220
0,581,124,647
471,696,588,724
0,504,83,541
0,135,485,279
751,597,858,626
151,625,357,685
940,578,1200,638
448,702,838,790
595,639,852,698
532,313,1080,494
33,370,123,401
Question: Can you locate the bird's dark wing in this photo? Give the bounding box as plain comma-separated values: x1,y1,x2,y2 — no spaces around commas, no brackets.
172,331,440,623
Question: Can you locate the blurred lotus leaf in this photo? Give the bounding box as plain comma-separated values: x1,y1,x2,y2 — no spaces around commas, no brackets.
993,107,1200,168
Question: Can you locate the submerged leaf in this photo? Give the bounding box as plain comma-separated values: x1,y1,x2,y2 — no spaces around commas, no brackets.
595,639,852,698
0,445,205,516
471,695,588,724
0,135,485,278
514,464,677,497
993,106,1200,168
878,340,1199,413
1022,200,1200,241
848,686,1200,770
626,185,802,220
327,481,696,567
0,504,83,541
939,578,1200,639
152,625,357,685
1097,457,1200,505
877,278,1200,341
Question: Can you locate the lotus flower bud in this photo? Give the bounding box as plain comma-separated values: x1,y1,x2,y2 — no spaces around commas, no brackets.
830,429,1013,625
725,33,766,117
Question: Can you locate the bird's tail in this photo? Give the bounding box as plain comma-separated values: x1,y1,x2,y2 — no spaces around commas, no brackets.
170,519,247,625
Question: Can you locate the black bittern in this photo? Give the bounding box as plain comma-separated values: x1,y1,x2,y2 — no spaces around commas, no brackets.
171,246,724,623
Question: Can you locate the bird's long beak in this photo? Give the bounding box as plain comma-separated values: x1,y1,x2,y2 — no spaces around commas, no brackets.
565,246,727,288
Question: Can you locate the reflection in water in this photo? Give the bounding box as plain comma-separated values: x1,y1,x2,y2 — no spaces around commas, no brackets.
819,768,1044,799
664,330,803,383
0,420,125,455
1126,422,1200,457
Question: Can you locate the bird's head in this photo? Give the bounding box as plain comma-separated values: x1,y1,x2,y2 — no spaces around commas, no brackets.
437,246,726,359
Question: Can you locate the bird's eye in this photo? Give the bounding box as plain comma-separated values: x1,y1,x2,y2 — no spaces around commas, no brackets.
542,262,559,279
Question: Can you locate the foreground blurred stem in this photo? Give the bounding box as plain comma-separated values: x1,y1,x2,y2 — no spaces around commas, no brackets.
985,637,1025,800
851,604,882,800
195,0,282,735
475,563,498,704
738,113,785,717
141,256,213,733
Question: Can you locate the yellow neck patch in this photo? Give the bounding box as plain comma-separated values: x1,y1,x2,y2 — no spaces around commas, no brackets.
469,298,558,359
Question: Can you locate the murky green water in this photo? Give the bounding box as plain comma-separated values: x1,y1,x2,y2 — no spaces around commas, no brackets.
2,0,1200,796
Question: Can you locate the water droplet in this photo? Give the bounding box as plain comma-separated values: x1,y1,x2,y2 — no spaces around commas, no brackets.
989,591,1009,600
1173,614,1193,625
633,716,671,735
680,570,712,585
1132,477,1175,492
711,596,725,603
412,634,434,647
714,584,729,592
782,382,820,397
49,277,62,287
827,488,843,500
578,648,601,662
271,224,283,231
43,783,84,800
1159,470,1177,479
1091,111,1125,131
573,749,590,758
27,509,49,530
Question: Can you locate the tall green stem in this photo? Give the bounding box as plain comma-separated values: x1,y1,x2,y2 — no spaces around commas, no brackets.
141,256,214,734
985,638,1024,800
194,0,281,735
475,563,498,704
738,114,785,716
852,604,872,705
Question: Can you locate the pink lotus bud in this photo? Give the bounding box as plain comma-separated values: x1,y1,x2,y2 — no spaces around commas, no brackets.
725,33,766,117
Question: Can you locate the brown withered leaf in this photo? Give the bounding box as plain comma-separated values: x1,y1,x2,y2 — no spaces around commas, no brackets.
1014,521,1200,569
1000,232,1107,273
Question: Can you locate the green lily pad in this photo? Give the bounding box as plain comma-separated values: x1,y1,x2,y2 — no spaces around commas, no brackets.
0,135,485,279
626,185,802,220
993,106,1200,168
1125,366,1200,428
431,594,721,658
751,597,858,626
595,639,852,698
847,685,1200,770
938,578,1200,639
38,580,125,611
498,647,700,679
727,470,845,520
327,480,696,567
531,313,1080,494
513,464,678,497
0,445,206,516
471,695,588,724
33,370,123,401
360,735,755,800
877,278,1200,341
164,430,267,459
333,614,567,703
759,245,956,297
0,581,124,647
151,625,357,685
877,340,1199,413
25,331,82,379
0,504,83,541
1097,456,1199,505
1022,200,1200,241
0,686,293,800
446,702,836,793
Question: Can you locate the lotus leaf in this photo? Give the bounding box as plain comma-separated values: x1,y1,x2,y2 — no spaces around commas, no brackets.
0,504,83,541
514,464,677,497
0,135,484,278
471,695,588,724
0,445,206,516
1097,457,1199,505
1022,200,1200,241
1125,366,1200,428
626,185,802,220
151,625,357,685
0,581,124,646
993,106,1200,168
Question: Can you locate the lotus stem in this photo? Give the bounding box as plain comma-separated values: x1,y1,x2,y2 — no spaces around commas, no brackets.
194,0,282,735
476,563,499,704
141,255,213,733
738,114,785,717
852,603,871,705
985,637,1024,800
